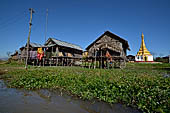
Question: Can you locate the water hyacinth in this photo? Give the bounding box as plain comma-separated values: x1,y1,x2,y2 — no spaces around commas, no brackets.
1,63,170,113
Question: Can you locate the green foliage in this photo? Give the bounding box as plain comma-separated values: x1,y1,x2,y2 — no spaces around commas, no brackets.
2,63,170,113
0,60,25,67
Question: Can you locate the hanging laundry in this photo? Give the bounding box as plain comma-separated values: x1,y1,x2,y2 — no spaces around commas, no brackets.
106,51,112,62
67,53,73,57
30,51,37,59
106,51,111,58
58,52,63,57
37,48,44,60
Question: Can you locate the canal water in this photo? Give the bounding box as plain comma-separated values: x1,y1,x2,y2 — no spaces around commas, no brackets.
0,80,141,113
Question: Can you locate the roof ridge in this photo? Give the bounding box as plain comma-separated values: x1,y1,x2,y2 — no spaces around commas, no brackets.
29,42,44,47
50,37,82,48
30,42,43,45
105,31,128,42
86,31,130,50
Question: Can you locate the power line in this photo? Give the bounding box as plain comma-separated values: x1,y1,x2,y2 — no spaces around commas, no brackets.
0,12,28,30
0,11,27,26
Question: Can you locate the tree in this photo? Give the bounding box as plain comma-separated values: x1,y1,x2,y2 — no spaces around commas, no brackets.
159,53,164,58
6,51,12,58
150,51,157,59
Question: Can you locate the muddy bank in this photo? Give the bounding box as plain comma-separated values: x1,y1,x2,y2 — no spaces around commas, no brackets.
0,69,7,75
0,80,141,113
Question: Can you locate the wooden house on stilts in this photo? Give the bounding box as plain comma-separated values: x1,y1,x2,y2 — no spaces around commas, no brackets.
84,31,130,68
20,43,44,63
44,38,83,66
18,38,83,66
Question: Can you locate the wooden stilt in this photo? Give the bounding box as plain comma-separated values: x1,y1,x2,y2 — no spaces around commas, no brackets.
56,57,58,66
102,57,104,68
36,59,38,66
100,50,102,69
91,59,93,69
38,59,40,67
62,58,64,66
33,59,34,67
66,58,68,66
63,58,65,66
50,58,51,67
88,59,90,69
124,59,126,67
52,59,53,66
94,51,96,69
71,59,73,66
43,58,45,67
107,58,109,69
85,59,86,67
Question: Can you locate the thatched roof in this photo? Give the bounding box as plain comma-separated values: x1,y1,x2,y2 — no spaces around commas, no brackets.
86,31,130,50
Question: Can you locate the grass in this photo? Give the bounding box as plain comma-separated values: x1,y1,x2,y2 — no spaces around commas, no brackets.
0,60,25,67
0,61,170,113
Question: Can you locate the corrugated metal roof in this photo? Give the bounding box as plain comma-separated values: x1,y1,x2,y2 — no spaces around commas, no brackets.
48,38,83,51
30,43,44,47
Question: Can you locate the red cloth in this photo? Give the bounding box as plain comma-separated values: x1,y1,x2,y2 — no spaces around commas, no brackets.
106,51,112,61
37,52,44,60
106,51,111,58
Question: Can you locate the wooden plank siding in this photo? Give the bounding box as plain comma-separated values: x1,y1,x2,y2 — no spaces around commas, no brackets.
84,31,130,68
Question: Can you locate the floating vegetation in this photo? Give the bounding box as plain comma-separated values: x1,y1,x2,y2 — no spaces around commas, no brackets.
1,63,170,113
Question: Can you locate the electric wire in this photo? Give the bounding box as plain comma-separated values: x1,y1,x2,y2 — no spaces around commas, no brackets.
0,11,28,30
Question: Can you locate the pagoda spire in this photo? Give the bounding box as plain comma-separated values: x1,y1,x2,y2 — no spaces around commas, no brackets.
137,33,151,56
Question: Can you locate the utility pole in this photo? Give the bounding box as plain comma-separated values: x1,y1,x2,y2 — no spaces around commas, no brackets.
45,8,48,43
25,8,35,70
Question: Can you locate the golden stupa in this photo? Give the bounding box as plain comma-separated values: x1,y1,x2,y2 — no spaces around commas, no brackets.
136,33,153,62
137,33,151,56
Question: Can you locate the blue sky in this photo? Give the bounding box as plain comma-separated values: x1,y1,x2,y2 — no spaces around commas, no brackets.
0,0,170,58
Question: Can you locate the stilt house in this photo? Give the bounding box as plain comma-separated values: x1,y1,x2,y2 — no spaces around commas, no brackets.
20,43,44,61
85,31,130,68
44,38,83,66
11,51,20,60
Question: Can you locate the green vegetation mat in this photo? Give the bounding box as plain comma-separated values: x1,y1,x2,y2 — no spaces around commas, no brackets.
0,61,170,113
